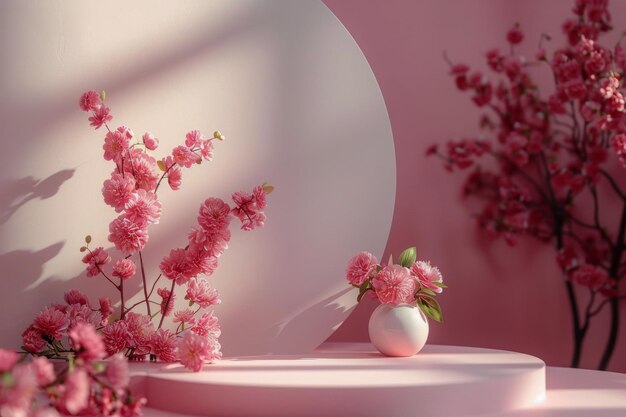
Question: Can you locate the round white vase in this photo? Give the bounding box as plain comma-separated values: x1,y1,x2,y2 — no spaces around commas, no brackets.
368,303,429,357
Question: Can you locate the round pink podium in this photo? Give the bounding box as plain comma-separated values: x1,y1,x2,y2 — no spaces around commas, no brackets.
132,343,546,417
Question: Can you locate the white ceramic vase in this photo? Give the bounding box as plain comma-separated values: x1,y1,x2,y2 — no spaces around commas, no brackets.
368,303,429,357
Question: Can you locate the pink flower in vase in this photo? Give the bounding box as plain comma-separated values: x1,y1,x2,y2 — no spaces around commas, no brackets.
82,247,111,277
112,259,136,280
150,329,178,363
108,215,149,254
346,251,378,286
102,173,136,212
123,313,155,355
79,90,102,112
371,265,417,305
142,132,159,151
185,278,221,308
68,322,106,362
125,189,162,226
410,261,444,293
185,248,218,278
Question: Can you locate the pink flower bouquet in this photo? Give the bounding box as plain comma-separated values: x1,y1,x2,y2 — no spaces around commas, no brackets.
18,90,272,377
346,247,446,322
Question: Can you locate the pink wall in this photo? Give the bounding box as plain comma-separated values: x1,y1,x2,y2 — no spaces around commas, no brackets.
323,0,626,372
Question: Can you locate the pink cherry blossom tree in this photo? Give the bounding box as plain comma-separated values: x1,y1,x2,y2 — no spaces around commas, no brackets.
429,0,626,369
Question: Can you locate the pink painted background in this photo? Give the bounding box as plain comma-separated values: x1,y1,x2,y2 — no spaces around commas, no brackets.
323,0,626,372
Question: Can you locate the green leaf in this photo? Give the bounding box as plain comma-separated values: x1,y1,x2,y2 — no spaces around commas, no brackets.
397,247,417,267
356,280,371,302
85,235,92,244
79,246,87,252
387,253,393,266
157,160,167,171
418,288,437,297
433,281,447,289
189,300,194,307
417,296,444,323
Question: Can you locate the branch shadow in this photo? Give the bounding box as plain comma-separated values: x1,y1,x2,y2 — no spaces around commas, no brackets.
0,169,75,225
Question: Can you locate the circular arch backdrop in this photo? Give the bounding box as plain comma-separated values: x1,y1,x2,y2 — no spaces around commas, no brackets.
0,1,395,356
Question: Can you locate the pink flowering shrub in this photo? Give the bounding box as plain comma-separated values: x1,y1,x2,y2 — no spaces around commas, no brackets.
20,91,272,379
428,0,625,369
0,333,144,417
346,247,446,322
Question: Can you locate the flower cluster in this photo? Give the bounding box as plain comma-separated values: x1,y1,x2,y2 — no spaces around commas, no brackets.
429,0,625,368
346,247,446,322
1,332,143,417
20,90,271,376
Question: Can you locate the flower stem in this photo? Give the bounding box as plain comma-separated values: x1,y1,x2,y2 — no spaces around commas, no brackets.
138,251,151,316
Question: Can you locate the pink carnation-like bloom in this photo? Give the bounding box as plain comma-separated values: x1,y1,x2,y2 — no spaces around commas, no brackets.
572,264,607,289
172,145,199,168
231,186,267,231
124,149,159,191
99,297,114,323
65,303,102,329
157,287,175,317
160,156,182,191
33,306,68,340
81,247,111,277
58,369,89,415
198,198,232,233
3,363,38,415
68,322,106,362
125,189,161,226
142,132,159,151
64,289,89,306
103,127,132,162
31,357,55,388
200,139,214,161
102,321,131,356
0,348,19,372
106,353,130,389
150,329,178,363
192,312,221,339
173,309,196,326
112,259,136,281
371,265,417,305
89,105,112,129
79,90,102,112
410,261,444,293
108,215,149,254
185,279,221,308
346,251,378,286
22,326,45,353
123,313,155,355
160,248,194,285
185,130,203,147
188,226,231,258
177,332,215,372
185,248,219,278
102,173,136,212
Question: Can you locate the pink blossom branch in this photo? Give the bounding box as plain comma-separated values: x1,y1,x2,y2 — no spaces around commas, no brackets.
138,251,151,316
158,279,176,330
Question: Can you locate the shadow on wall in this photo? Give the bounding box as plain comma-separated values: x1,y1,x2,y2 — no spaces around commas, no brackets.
0,169,75,225
269,288,354,355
